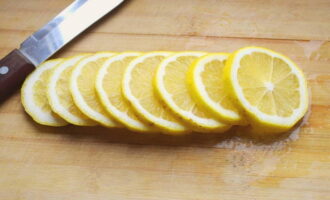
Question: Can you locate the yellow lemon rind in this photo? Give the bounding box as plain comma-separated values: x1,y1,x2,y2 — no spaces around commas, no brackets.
95,52,155,133
225,46,308,132
70,52,119,127
47,54,97,126
188,53,245,125
122,51,191,134
21,59,68,127
154,51,231,132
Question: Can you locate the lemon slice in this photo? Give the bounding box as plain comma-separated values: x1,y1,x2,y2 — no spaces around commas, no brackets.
155,52,230,132
21,59,68,126
48,54,97,126
96,52,154,132
123,52,190,134
225,46,309,132
188,53,244,124
70,52,119,127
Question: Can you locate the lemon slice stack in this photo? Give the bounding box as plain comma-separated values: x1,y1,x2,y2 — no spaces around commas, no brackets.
21,47,309,134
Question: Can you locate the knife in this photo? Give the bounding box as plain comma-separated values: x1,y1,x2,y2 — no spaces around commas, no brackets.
0,0,124,101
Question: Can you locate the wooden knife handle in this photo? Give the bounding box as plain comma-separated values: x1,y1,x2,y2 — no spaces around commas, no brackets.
0,49,35,102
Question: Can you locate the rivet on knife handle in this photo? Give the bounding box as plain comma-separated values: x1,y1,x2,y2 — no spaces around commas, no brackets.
0,49,35,102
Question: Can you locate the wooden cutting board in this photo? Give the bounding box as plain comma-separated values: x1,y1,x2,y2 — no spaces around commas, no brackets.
0,0,329,199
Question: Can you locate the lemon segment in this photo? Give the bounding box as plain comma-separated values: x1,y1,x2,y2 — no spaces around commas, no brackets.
188,53,245,125
96,52,154,132
70,52,119,127
225,47,309,132
123,52,190,134
155,52,231,132
47,54,97,126
21,59,68,126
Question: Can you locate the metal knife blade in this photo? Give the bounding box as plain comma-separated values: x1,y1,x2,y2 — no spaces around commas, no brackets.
20,0,124,66
0,0,124,101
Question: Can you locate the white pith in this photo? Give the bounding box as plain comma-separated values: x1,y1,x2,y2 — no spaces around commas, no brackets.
70,52,117,127
231,47,308,127
123,52,188,133
22,59,68,126
48,55,96,125
155,52,228,129
95,52,152,131
193,54,240,121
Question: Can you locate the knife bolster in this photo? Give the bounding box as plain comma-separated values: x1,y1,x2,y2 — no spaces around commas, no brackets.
0,49,35,102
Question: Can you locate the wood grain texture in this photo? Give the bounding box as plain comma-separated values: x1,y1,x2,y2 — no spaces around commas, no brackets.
0,0,329,41
0,0,329,199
